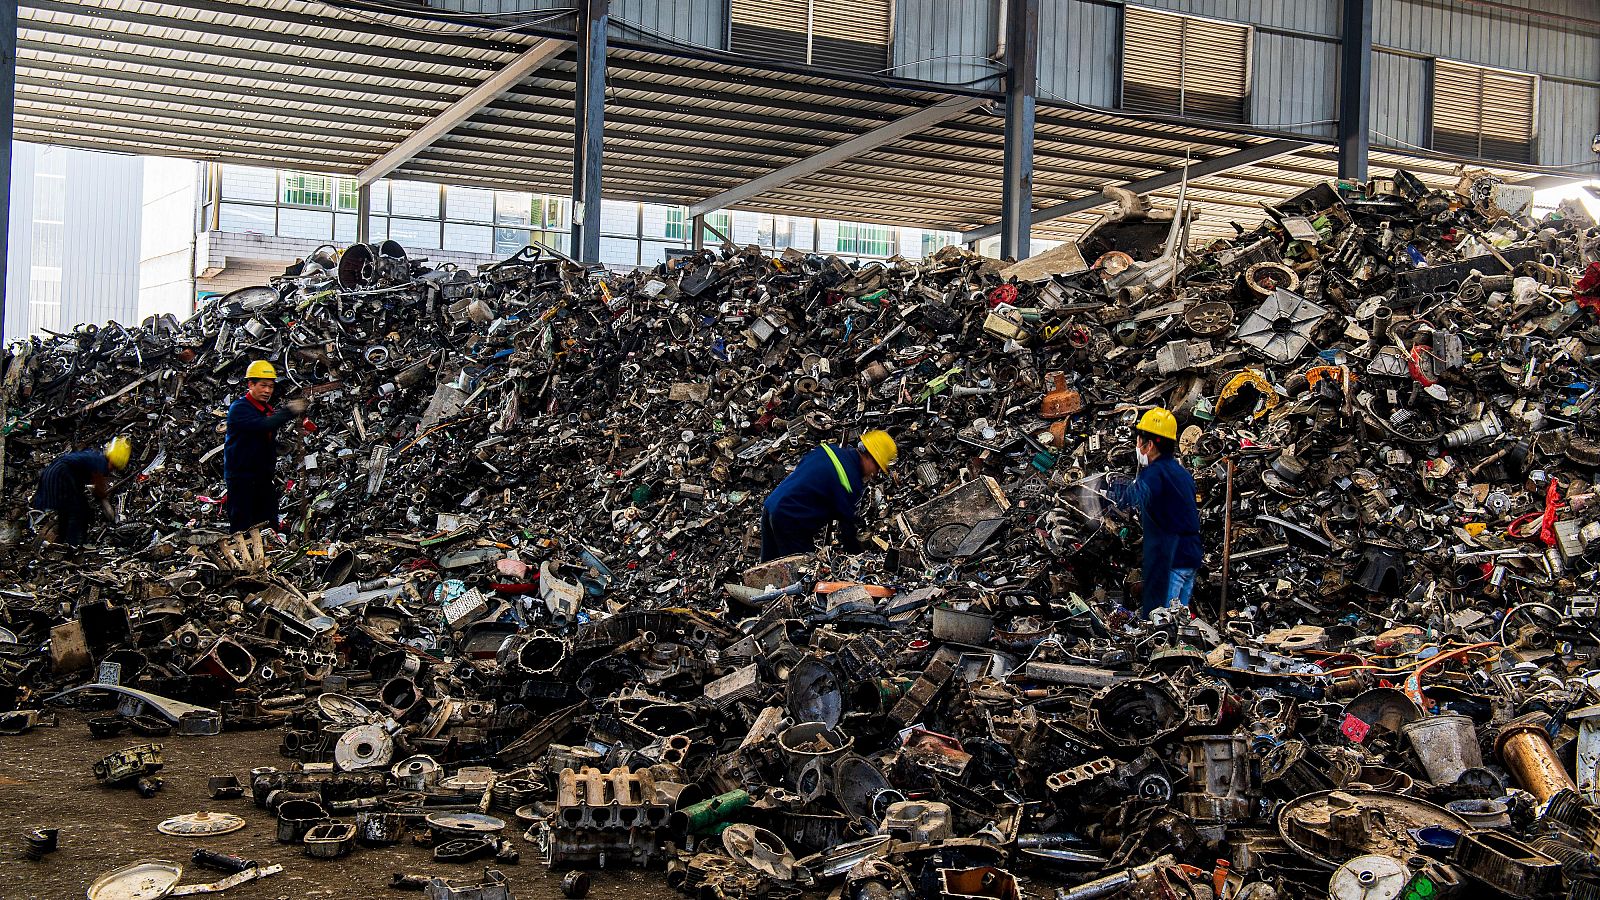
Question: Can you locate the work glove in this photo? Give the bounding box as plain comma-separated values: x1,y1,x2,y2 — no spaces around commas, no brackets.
99,498,118,524
284,398,309,415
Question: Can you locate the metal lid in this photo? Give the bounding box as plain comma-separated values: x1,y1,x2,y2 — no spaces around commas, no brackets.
314,693,371,724
86,860,183,900
156,811,246,836
423,811,505,835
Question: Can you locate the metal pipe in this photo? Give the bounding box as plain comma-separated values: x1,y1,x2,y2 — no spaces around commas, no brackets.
1496,723,1577,802
1053,856,1174,900
1219,457,1235,622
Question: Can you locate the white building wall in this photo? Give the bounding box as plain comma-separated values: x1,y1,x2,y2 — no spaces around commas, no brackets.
139,156,199,322
4,143,143,343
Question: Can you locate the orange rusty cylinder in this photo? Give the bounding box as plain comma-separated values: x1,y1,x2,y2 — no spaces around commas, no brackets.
1496,723,1577,802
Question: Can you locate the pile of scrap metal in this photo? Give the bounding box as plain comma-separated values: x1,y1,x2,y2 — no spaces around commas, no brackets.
3,168,1600,900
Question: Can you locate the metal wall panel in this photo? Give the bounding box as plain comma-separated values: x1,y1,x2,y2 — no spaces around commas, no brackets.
1121,0,1339,37
1251,31,1337,138
1038,0,1119,106
1375,0,1600,83
423,0,727,50
1538,79,1600,167
3,143,143,340
62,148,143,331
611,0,727,51
1370,49,1429,152
891,0,1002,87
4,144,40,343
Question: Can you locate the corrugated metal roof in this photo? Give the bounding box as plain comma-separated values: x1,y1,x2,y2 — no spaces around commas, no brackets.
14,0,1558,251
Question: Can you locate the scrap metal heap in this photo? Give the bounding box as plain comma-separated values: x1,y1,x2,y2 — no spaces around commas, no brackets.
3,170,1600,900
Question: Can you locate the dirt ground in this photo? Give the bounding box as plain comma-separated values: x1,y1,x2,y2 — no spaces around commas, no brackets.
0,711,659,900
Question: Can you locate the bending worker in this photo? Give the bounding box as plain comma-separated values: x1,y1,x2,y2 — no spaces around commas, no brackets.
224,360,306,533
31,436,131,547
760,430,897,561
1110,408,1203,618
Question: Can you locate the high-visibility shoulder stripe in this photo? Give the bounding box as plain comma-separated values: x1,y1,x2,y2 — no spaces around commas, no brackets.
821,444,853,494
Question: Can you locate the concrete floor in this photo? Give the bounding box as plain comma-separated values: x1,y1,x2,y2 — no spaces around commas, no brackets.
0,711,660,900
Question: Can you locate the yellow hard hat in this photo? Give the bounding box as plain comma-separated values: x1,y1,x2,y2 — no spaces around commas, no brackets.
105,436,132,471
245,360,278,380
1136,407,1179,441
860,429,898,469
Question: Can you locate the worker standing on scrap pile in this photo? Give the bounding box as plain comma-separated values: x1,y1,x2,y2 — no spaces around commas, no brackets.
30,436,132,548
760,430,897,561
224,360,306,533
1110,408,1204,618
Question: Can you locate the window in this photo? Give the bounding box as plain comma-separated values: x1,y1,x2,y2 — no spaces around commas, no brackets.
337,179,360,212
495,227,531,255
729,0,892,74
390,181,441,219
923,231,953,257
278,208,333,240
219,203,275,234
664,207,687,241
220,165,276,202
496,192,533,227
1122,7,1250,123
444,222,493,253
447,186,495,224
700,211,731,244
836,222,893,256
282,173,332,208
369,181,391,215
1432,60,1537,164
388,217,440,250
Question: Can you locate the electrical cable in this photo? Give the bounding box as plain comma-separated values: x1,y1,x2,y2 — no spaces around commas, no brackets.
322,1,576,37
1368,128,1600,174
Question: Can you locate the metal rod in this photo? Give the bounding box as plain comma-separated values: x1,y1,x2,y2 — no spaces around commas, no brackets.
1219,457,1235,623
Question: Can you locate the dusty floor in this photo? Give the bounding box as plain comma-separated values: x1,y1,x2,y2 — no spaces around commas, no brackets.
0,711,659,900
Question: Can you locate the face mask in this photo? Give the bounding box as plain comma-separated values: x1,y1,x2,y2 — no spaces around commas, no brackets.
1136,447,1149,467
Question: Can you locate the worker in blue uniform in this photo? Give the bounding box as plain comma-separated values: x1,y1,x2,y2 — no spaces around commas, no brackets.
760,430,897,561
1109,408,1204,618
224,360,305,533
31,436,131,547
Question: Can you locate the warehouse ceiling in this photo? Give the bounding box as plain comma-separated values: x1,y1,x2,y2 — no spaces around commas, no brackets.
14,0,1549,247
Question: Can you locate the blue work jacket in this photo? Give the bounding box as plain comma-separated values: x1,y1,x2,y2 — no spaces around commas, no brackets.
224,396,293,481
1112,454,1204,611
763,443,866,551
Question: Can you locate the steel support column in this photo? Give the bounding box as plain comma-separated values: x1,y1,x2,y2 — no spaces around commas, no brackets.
691,214,705,252
0,1,15,341
1338,0,1373,183
356,184,371,243
999,0,1040,260
570,0,608,264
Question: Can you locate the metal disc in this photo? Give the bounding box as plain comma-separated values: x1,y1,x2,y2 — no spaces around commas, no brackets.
315,693,372,725
424,812,505,835
86,860,183,900
156,811,246,837
1329,854,1409,900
